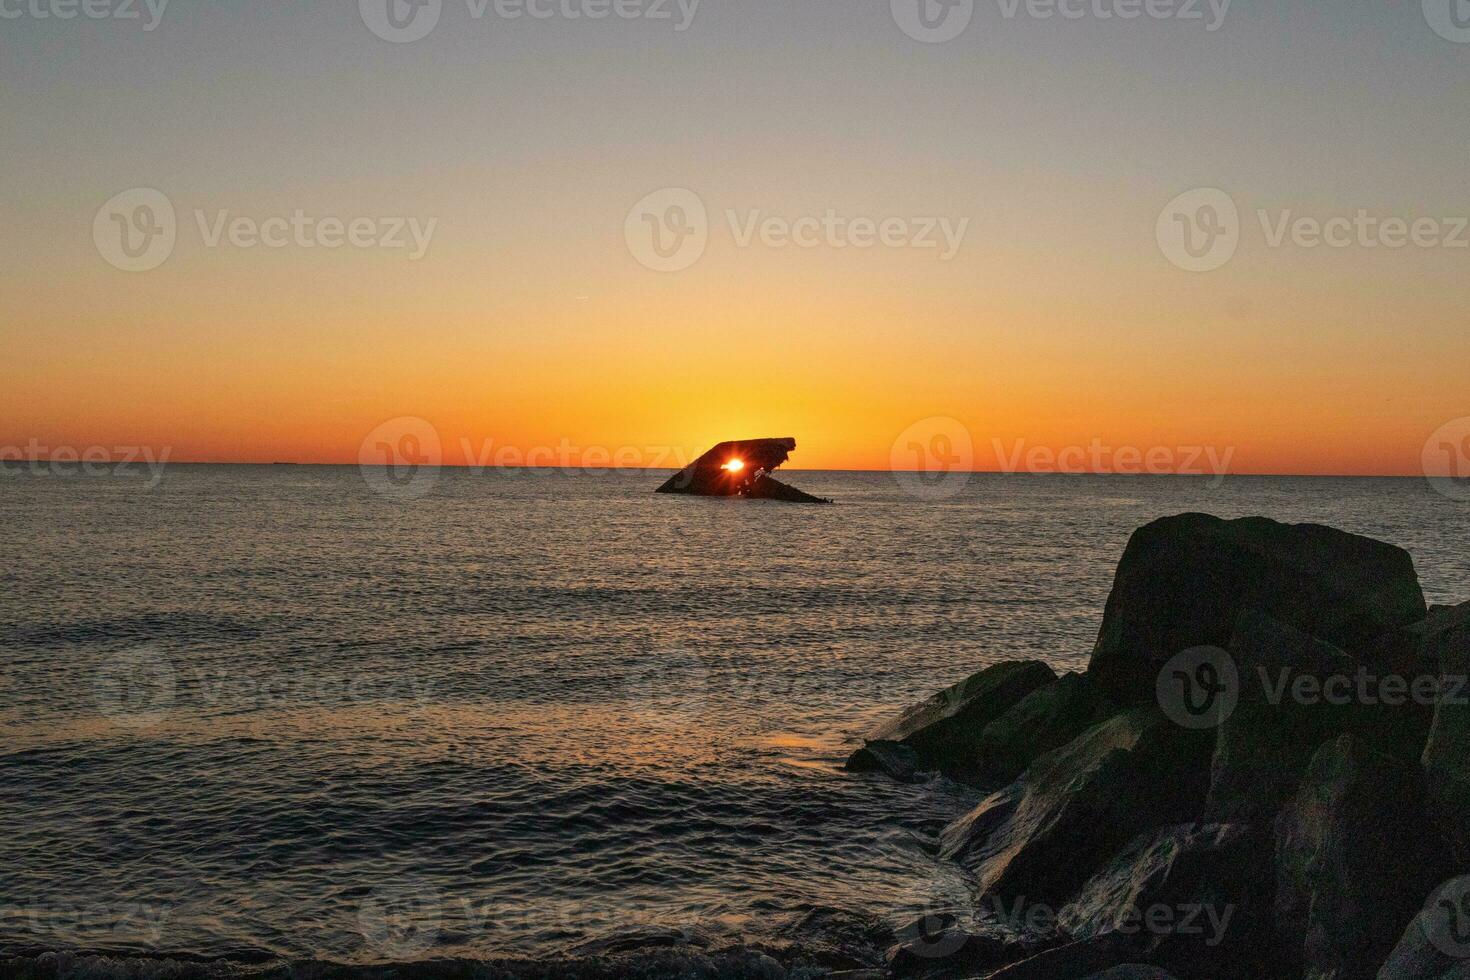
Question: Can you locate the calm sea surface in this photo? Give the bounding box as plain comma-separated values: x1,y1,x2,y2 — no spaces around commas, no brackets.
3,467,1468,964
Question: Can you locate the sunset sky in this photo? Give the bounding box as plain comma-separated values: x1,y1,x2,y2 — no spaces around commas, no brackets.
3,2,1467,474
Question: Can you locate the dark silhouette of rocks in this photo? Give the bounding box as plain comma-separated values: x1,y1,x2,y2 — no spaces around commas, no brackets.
957,671,1118,788
847,514,1467,980
1421,601,1470,867
845,660,1056,781
654,437,831,503
1205,609,1430,826
1062,823,1280,979
1274,736,1454,980
938,707,1211,908
1087,514,1426,706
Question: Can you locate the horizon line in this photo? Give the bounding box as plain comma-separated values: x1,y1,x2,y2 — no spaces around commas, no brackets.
1,459,1436,481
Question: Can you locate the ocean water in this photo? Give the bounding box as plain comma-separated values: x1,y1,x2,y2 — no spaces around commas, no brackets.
3,466,1468,968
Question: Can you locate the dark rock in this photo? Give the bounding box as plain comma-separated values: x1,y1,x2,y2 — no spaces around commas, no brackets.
1205,611,1355,824
885,918,1043,977
940,708,1211,908
1206,610,1430,824
1060,823,1286,980
1088,514,1426,705
1275,735,1454,980
984,934,1140,979
843,740,923,782
654,437,831,503
1378,874,1470,979
849,660,1057,778
775,906,893,972
1083,968,1185,980
1415,601,1470,665
1422,602,1470,866
952,671,1119,788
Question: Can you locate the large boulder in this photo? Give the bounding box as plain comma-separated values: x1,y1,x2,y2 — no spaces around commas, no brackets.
1061,823,1286,980
1420,602,1470,865
1275,735,1454,980
952,671,1118,788
940,708,1211,908
1378,874,1470,979
846,660,1056,778
1206,610,1430,824
1088,514,1426,705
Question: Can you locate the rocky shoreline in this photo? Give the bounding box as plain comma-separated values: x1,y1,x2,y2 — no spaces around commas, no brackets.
849,513,1469,980
7,513,1467,980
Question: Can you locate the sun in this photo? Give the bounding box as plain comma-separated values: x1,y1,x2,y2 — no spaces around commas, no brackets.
722,458,745,472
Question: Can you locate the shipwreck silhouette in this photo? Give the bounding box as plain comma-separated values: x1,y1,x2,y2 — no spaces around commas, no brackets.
655,437,831,504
